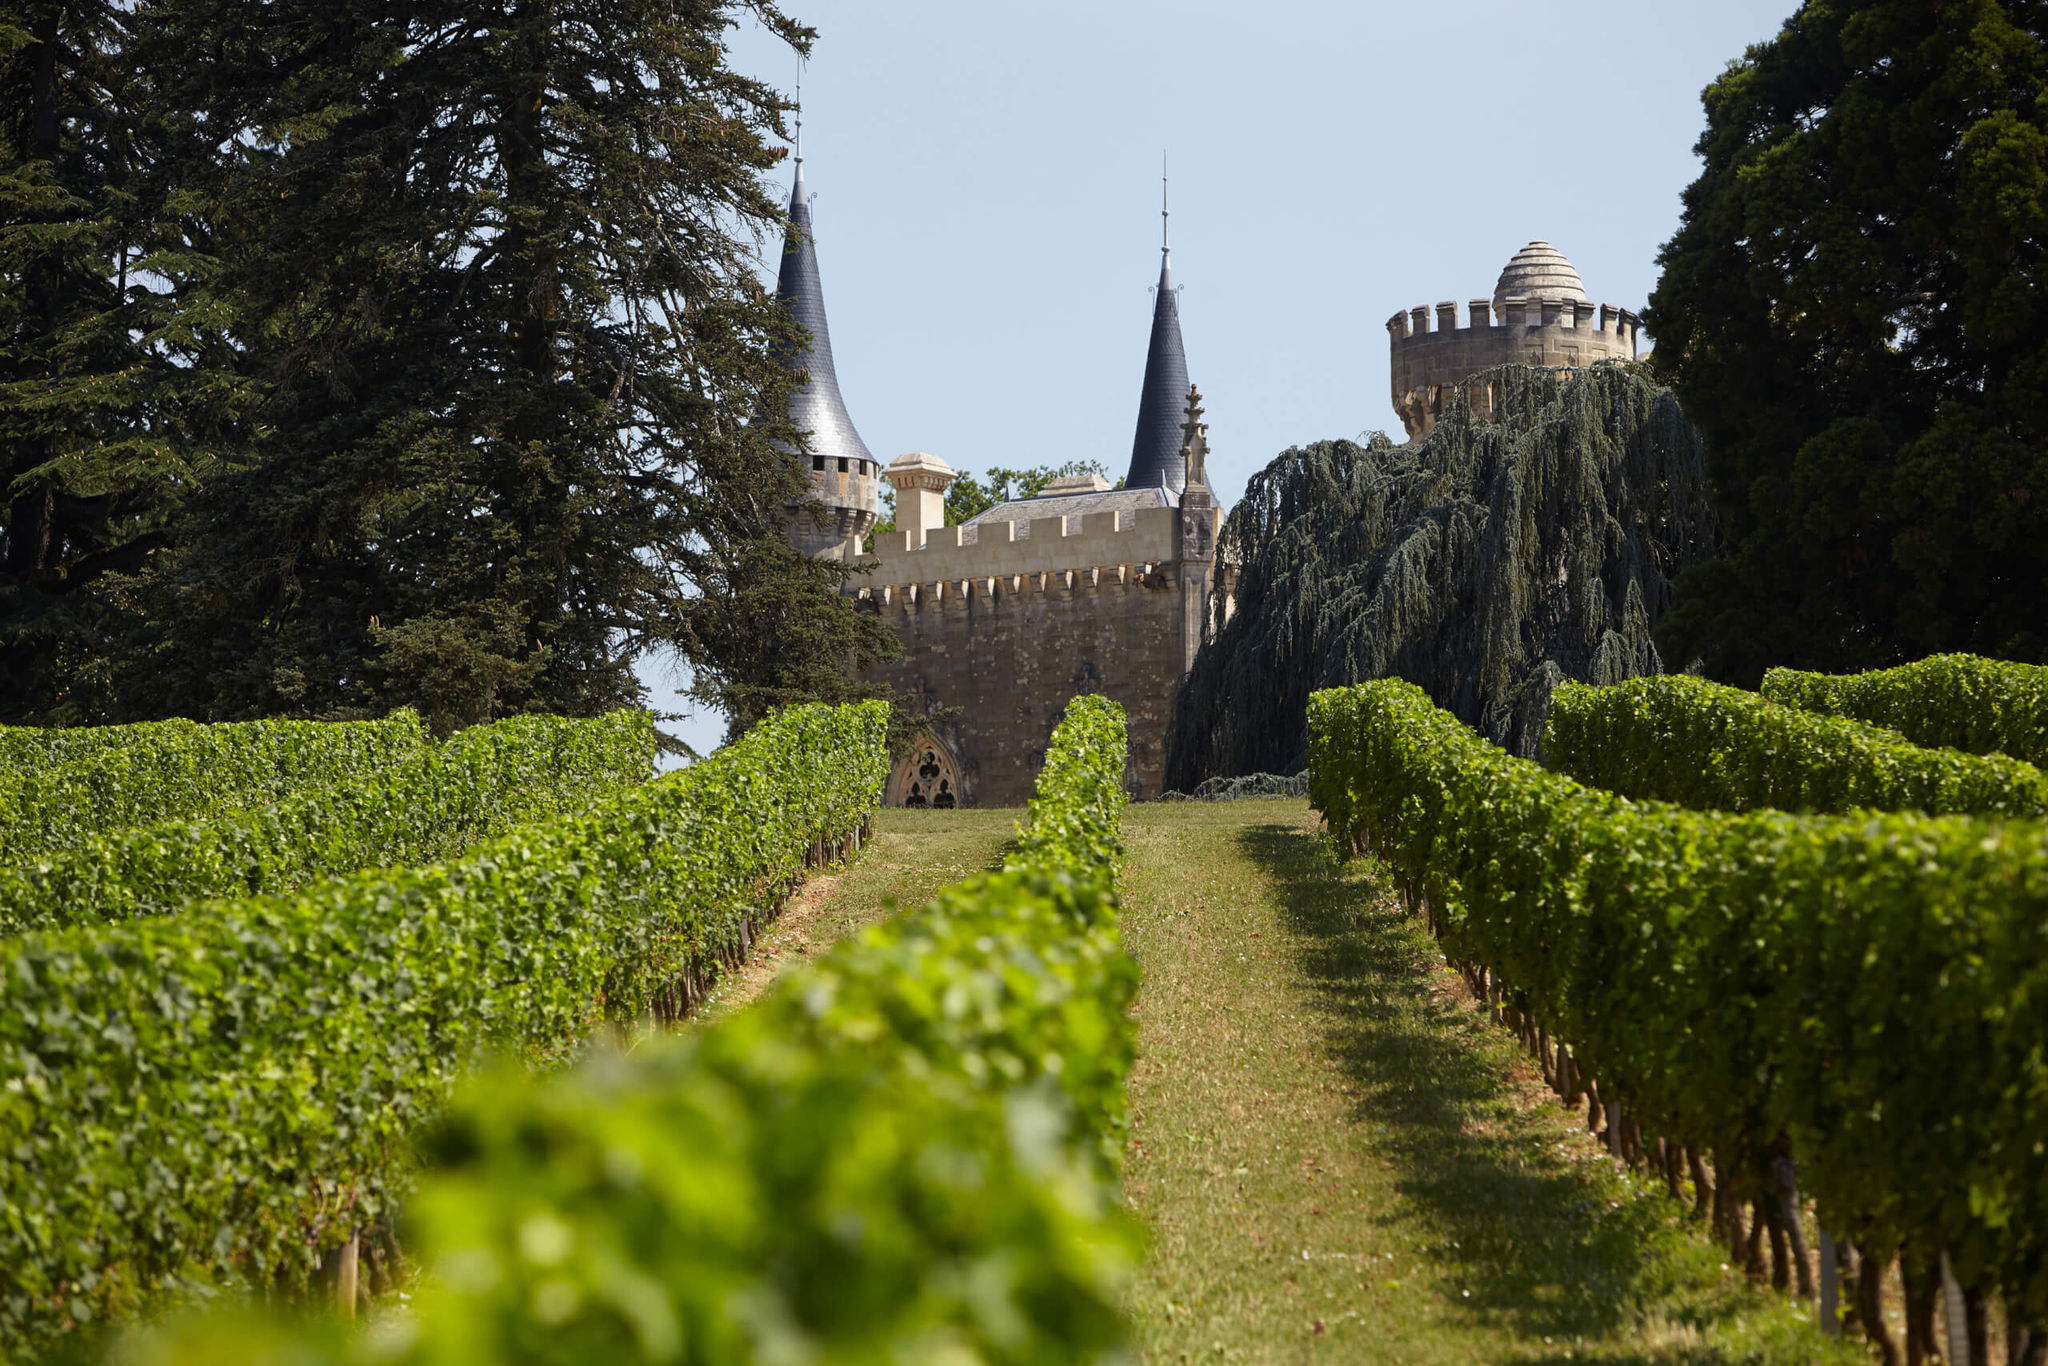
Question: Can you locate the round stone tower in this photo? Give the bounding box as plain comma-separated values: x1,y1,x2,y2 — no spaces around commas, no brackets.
1386,241,1641,442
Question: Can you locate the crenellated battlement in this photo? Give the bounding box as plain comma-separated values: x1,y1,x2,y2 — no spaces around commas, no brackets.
790,454,881,561
1381,243,1645,442
1385,296,1641,346
857,504,1197,596
1385,290,1640,443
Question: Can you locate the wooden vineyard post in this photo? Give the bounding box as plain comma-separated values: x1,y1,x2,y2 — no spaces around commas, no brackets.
321,1230,360,1319
1819,1231,1840,1336
1943,1252,1971,1366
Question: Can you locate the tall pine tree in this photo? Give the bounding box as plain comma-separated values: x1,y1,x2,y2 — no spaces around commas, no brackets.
124,0,884,733
0,3,194,722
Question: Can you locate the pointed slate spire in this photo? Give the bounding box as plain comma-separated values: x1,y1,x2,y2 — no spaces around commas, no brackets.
774,122,873,469
1125,173,1189,494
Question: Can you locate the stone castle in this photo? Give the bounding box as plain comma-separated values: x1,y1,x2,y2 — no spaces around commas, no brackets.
774,146,1635,804
1387,241,1641,440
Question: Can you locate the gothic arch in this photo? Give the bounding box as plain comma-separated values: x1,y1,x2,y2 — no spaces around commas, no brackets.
887,733,963,809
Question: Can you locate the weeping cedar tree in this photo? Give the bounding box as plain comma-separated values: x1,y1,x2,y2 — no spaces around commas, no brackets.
95,0,890,734
0,4,207,723
1163,364,1715,787
1648,0,2048,686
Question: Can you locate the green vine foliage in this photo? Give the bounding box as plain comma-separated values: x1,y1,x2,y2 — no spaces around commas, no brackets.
1763,654,2048,768
1,701,889,1356
1544,674,2048,817
0,711,658,935
90,697,1137,1366
1312,680,2048,1322
0,719,268,771
1165,363,1715,788
0,713,433,864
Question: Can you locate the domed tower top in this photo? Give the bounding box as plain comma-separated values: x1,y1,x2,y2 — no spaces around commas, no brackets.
1387,239,1640,442
1493,241,1589,307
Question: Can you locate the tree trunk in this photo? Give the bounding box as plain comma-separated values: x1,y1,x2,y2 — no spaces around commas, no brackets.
1688,1146,1712,1222
2007,1306,2048,1366
1900,1254,1939,1366
1710,1152,1736,1250
1765,1194,1790,1291
1861,1249,1903,1366
1774,1155,1813,1297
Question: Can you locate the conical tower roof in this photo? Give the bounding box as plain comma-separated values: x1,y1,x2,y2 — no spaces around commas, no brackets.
1493,241,1589,306
774,154,873,466
1125,242,1189,494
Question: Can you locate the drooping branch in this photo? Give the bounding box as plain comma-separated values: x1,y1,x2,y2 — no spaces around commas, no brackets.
1165,362,1716,786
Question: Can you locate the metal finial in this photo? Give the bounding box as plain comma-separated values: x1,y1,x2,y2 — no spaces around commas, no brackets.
1161,152,1170,257
794,68,803,168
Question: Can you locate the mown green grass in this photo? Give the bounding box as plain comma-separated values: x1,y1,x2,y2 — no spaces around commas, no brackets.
695,804,1021,1022
1117,799,1861,1365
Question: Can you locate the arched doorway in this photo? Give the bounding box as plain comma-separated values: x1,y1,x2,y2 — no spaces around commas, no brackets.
887,734,963,809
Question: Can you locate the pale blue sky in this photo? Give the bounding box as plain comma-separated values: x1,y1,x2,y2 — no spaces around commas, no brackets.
647,0,1796,753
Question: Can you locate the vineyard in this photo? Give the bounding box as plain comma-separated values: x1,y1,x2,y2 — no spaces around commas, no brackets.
10,659,2048,1363
1312,657,2048,1365
0,695,1134,1362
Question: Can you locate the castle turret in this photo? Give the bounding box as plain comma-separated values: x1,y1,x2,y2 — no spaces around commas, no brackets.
1124,181,1191,494
883,451,955,548
775,134,879,560
1387,241,1640,442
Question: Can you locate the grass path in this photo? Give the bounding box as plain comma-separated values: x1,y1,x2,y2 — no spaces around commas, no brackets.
695,805,1020,1022
1117,799,1855,1366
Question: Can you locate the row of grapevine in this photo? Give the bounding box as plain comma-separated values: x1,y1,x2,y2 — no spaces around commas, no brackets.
4,701,890,1356
0,712,435,863
1544,673,2048,816
0,711,659,934
1764,654,2048,767
1311,679,2048,1350
78,695,1138,1365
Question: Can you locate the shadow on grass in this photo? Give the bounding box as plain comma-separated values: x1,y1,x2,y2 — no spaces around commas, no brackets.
1236,820,1760,1364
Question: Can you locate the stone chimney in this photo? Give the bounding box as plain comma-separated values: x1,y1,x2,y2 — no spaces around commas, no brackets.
884,452,957,548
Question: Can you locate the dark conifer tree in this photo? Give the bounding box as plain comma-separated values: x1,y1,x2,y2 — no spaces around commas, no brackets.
0,4,192,721
126,0,859,733
679,531,898,738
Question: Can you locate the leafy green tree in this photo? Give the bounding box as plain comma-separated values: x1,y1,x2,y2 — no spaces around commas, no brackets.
118,0,835,734
872,458,1114,535
1648,0,2048,685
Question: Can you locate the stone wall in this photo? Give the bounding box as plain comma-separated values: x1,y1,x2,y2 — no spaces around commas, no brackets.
789,453,881,560
856,502,1218,806
1387,297,1638,441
